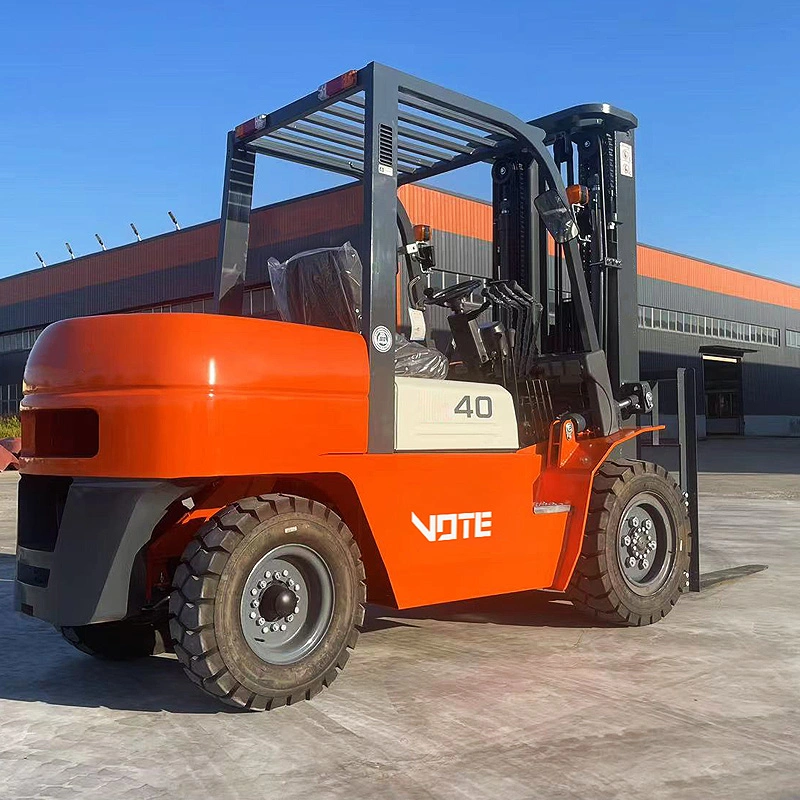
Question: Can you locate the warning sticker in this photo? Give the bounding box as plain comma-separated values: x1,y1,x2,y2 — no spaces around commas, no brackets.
620,142,634,178
408,308,426,342
371,325,393,353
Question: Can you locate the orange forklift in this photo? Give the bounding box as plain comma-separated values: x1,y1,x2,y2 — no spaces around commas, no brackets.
16,64,690,710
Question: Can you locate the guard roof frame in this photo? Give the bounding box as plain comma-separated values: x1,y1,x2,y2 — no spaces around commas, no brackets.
214,61,604,453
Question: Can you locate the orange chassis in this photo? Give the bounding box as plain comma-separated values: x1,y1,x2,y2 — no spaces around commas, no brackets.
19,312,657,612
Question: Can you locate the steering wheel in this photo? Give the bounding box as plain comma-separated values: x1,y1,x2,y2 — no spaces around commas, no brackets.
424,278,483,311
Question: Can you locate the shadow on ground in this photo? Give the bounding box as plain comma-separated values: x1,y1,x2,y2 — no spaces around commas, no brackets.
1,551,767,715
365,588,607,632
0,553,606,714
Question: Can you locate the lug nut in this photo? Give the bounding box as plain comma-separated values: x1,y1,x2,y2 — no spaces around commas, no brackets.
257,617,265,626
629,516,640,528
262,626,269,634
251,600,259,608
649,541,657,551
280,624,287,631
294,606,300,614
622,535,631,546
644,519,653,530
271,623,279,632
258,580,267,589
249,611,257,619
627,557,637,568
287,614,294,622
282,569,289,577
641,559,649,569
250,588,259,596
264,571,272,579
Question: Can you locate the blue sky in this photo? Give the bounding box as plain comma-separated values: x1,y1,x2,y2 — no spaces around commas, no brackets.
1,0,797,283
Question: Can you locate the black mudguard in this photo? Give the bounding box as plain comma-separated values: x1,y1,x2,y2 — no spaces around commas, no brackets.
15,476,198,627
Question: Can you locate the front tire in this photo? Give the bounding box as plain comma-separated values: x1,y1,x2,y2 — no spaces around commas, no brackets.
169,494,365,710
568,459,690,626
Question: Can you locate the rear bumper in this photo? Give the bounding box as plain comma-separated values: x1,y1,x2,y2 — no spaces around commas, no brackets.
15,476,194,627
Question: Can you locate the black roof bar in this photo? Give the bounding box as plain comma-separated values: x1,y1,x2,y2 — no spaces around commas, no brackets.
247,139,363,178
343,94,500,150
302,113,461,165
396,94,510,139
319,103,477,156
262,128,427,173
266,129,365,164
397,139,517,186
396,123,475,156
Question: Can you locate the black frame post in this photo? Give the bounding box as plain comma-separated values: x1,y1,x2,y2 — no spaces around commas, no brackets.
214,131,256,315
362,64,399,453
677,368,701,592
609,126,639,390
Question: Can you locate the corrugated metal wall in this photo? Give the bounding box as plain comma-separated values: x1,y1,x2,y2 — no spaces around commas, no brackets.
639,276,800,417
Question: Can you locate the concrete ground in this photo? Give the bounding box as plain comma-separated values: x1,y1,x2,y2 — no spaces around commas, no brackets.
0,439,798,799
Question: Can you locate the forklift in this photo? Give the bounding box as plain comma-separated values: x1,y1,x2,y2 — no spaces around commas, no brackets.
15,63,690,711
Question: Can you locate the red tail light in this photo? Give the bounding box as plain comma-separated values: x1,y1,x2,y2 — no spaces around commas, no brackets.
318,70,358,101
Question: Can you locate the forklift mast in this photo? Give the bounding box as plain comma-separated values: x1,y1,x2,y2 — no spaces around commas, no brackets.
518,105,639,392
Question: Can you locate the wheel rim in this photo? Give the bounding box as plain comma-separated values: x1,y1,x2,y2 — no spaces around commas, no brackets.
616,492,676,595
239,544,334,665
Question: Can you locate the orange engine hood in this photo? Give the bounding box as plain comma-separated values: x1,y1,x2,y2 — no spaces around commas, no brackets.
20,314,370,478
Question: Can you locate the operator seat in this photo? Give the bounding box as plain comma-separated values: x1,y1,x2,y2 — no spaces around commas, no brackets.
269,244,448,378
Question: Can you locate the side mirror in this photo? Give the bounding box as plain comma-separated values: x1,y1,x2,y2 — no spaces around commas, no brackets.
534,189,579,243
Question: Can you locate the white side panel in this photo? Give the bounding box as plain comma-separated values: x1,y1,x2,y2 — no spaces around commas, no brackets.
394,377,519,451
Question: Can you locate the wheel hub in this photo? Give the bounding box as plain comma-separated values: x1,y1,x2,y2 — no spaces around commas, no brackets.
239,544,333,666
259,583,298,622
617,495,675,594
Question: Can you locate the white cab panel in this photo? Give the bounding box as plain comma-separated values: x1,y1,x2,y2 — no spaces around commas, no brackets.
395,377,519,451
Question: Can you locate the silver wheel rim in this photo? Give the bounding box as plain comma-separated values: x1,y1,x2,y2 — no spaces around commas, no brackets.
617,492,676,595
239,543,334,665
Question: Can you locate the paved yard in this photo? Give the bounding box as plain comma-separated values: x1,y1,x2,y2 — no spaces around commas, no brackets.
0,439,798,799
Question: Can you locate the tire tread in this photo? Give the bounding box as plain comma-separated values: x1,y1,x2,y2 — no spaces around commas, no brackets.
170,493,366,710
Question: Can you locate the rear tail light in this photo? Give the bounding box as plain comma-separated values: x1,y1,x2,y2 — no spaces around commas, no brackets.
318,70,358,101
21,409,99,458
234,114,268,141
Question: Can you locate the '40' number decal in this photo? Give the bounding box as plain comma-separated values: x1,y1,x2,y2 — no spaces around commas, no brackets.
454,395,493,419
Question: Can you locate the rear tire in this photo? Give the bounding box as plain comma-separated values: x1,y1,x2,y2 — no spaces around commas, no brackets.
61,619,169,660
568,459,690,626
169,494,365,710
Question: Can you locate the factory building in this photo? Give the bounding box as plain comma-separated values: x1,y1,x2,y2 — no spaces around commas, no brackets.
1,183,799,437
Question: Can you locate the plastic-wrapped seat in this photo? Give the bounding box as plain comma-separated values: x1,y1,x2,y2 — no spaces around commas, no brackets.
268,243,447,379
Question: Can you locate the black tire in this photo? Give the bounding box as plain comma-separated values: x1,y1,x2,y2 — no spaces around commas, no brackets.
568,459,690,626
169,494,366,710
61,619,169,660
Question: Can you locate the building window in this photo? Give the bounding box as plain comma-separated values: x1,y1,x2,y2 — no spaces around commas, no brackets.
0,327,44,355
788,330,800,349
638,305,780,348
1,384,21,416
